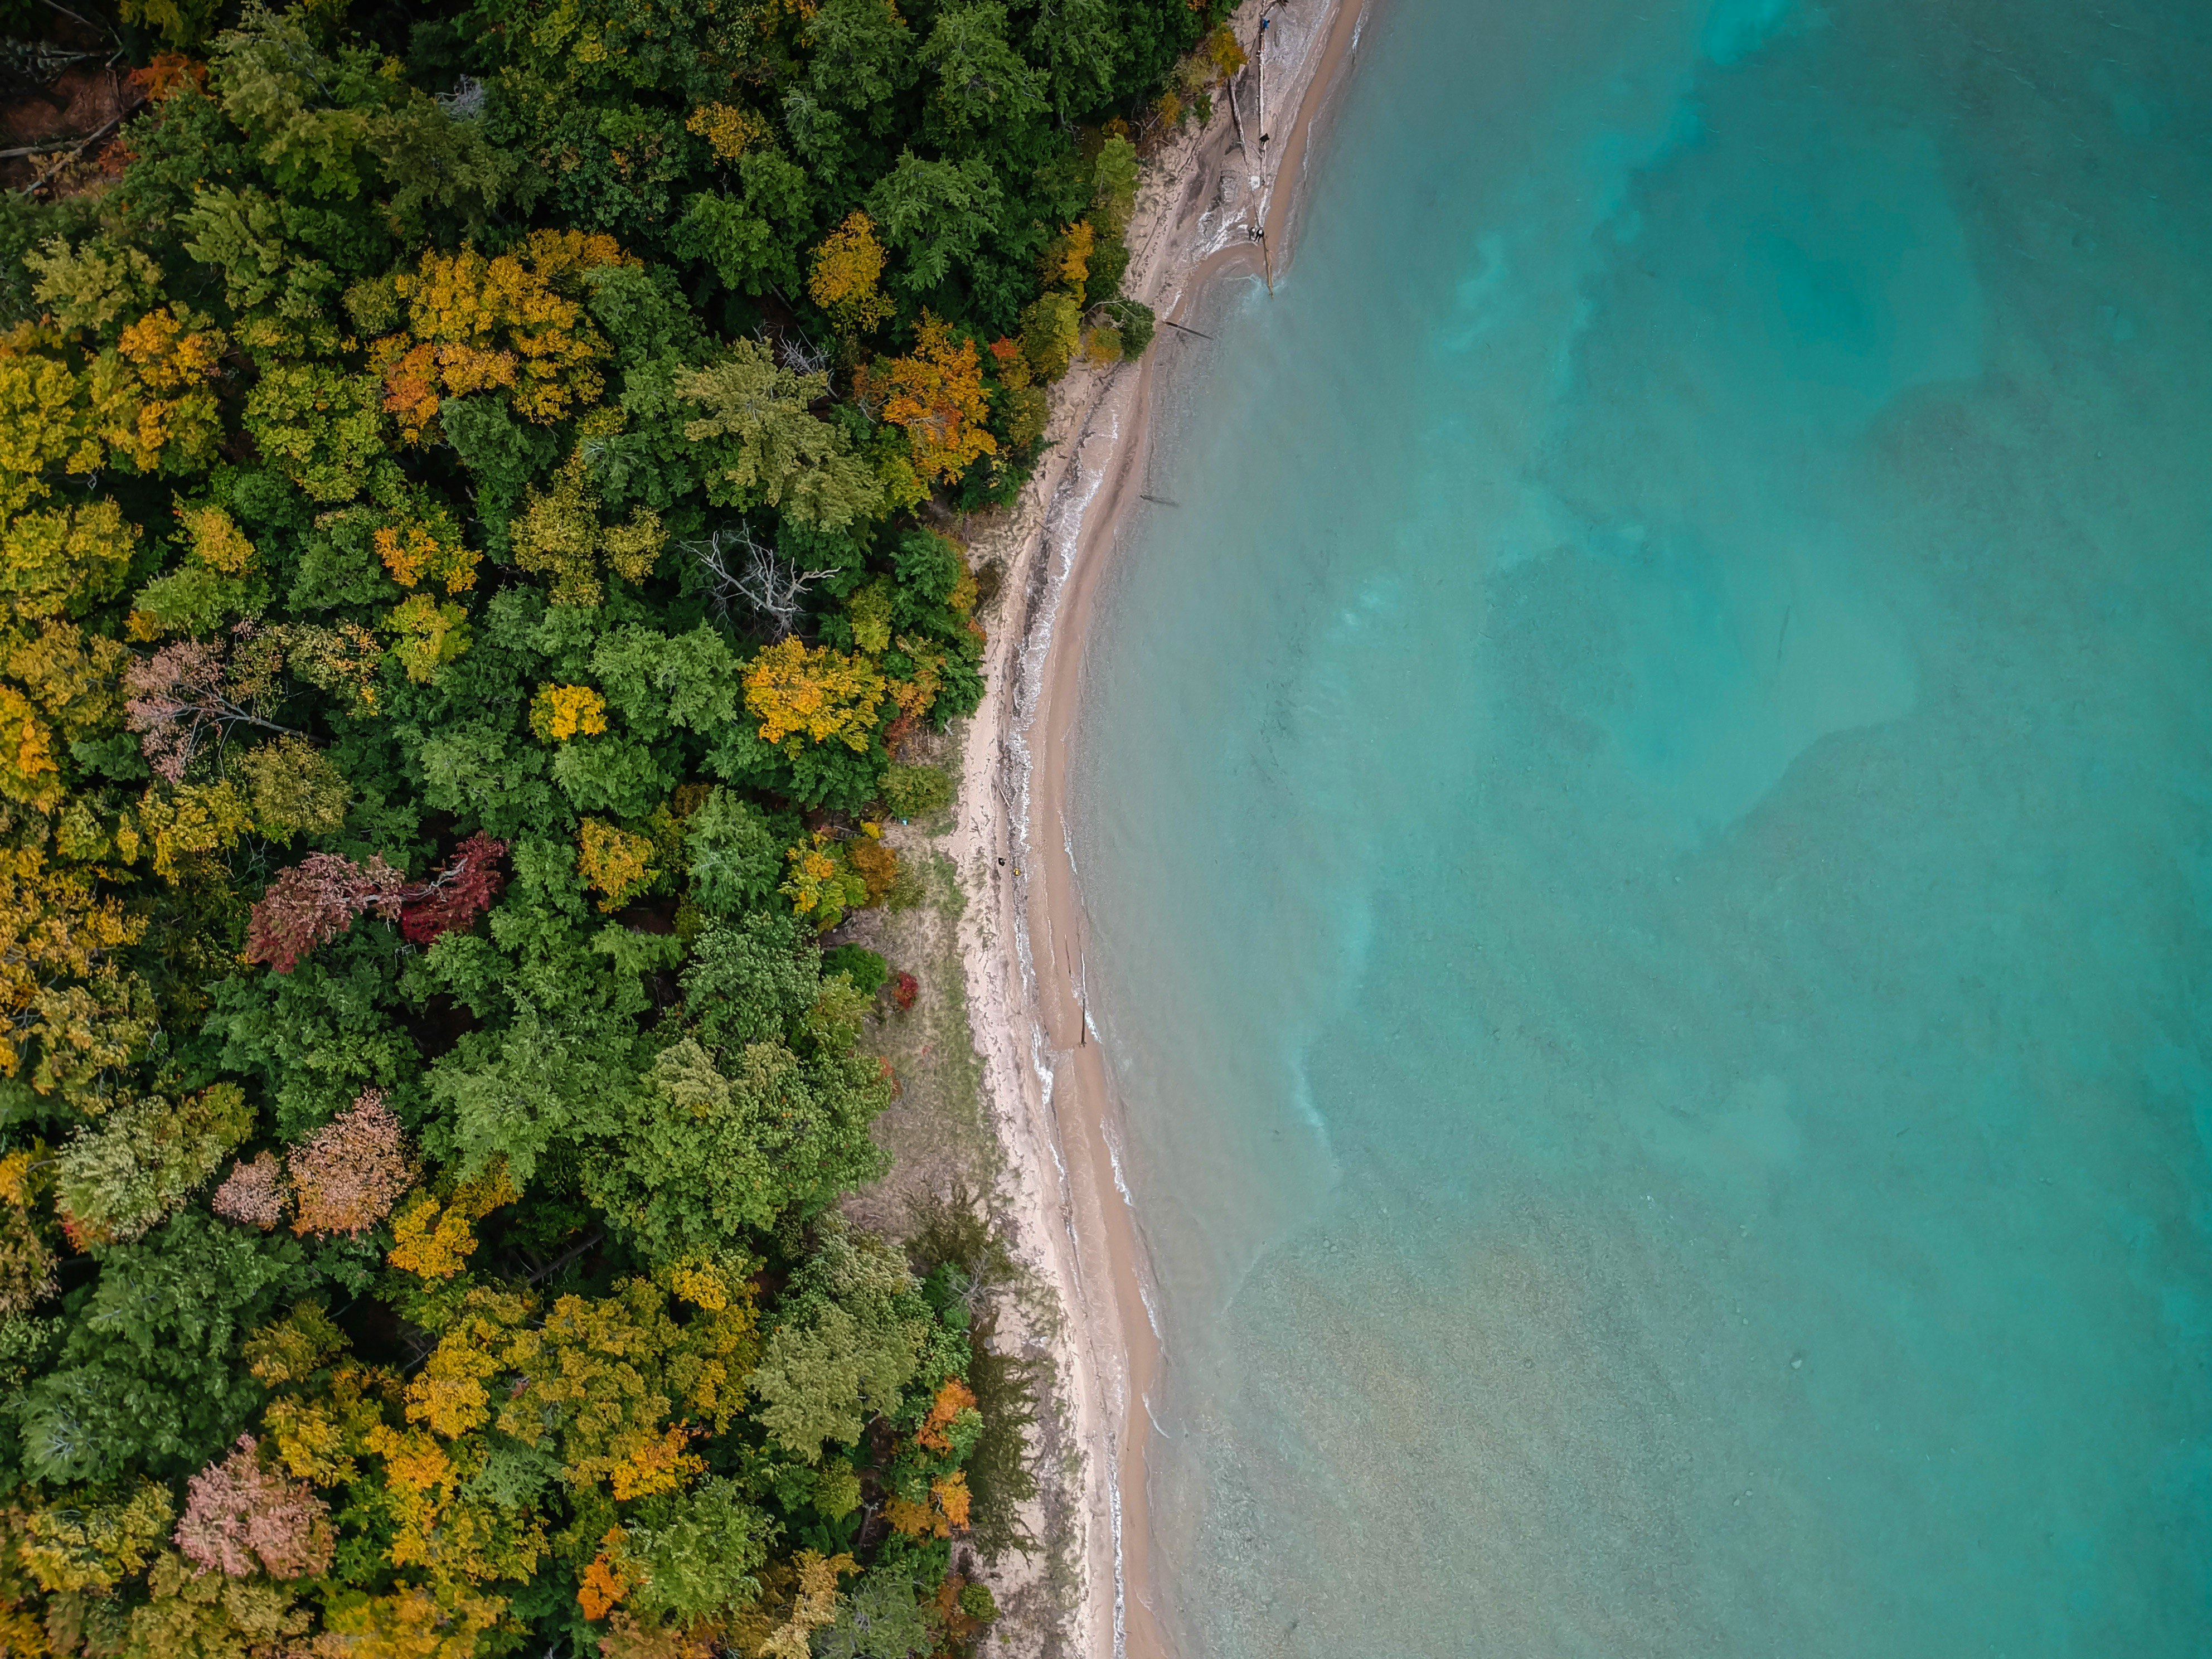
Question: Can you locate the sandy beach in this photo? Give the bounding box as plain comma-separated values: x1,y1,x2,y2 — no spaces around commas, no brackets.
948,2,1372,1652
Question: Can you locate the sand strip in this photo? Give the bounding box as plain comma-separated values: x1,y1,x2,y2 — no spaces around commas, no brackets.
952,3,1372,1652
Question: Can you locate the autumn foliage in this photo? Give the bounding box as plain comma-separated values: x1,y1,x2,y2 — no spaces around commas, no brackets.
245,853,406,973
877,314,998,483
397,833,509,945
371,232,632,442
212,1151,287,1230
0,0,1202,1640
808,211,894,334
175,1435,334,1579
288,1090,415,1238
743,637,886,752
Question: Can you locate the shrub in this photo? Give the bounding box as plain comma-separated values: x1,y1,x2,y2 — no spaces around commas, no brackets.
821,945,889,998
882,763,953,820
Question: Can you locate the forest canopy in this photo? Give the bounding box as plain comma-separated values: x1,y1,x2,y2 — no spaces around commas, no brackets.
0,0,1238,1651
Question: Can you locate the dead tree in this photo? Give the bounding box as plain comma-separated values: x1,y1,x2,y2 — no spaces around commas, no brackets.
682,523,836,639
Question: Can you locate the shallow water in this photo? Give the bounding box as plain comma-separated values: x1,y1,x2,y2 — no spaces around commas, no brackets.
1067,0,2212,1652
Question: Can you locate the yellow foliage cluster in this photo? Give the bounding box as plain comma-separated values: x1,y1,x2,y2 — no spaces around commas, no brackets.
137,778,254,882
375,521,479,594
578,818,656,912
658,1253,743,1312
1041,220,1094,302
847,835,897,904
0,846,145,1084
0,334,101,519
530,682,608,742
807,211,893,335
262,1363,395,1488
1201,21,1249,83
730,1550,854,1659
94,308,227,474
884,1471,970,1540
372,231,633,442
13,1480,176,1593
686,103,770,163
366,1413,551,1585
878,314,996,484
743,637,885,752
245,1303,351,1388
385,594,473,685
274,619,385,717
778,830,871,931
886,635,944,724
384,1277,758,1521
2,498,136,621
178,502,255,575
0,683,59,813
307,1581,508,1659
386,1163,518,1282
512,433,663,607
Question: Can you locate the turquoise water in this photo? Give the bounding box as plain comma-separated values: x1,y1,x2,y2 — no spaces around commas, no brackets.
1066,0,2212,1652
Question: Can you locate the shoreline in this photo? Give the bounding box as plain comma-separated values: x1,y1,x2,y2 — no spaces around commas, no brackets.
949,2,1372,1652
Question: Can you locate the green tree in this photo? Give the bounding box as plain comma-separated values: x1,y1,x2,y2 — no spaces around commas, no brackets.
685,787,780,914
866,153,1006,300
816,1568,932,1659
585,1034,886,1262
670,148,814,297
750,1224,929,1463
920,4,1045,137
676,343,884,529
17,1212,312,1483
620,1477,774,1623
55,1084,255,1247
431,1001,639,1186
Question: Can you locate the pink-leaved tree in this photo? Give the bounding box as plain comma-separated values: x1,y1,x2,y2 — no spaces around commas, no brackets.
123,640,295,783
288,1089,413,1238
174,1434,333,1579
210,1151,286,1231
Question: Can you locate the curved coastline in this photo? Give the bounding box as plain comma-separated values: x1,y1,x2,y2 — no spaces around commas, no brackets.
950,1,1374,1653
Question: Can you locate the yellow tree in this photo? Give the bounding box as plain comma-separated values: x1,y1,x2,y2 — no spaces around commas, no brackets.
687,103,770,164
807,212,893,335
530,684,608,742
742,638,885,753
2,498,138,620
512,428,664,607
88,308,229,476
0,325,103,519
879,314,996,484
373,506,479,595
0,846,147,1089
578,819,657,913
370,231,633,442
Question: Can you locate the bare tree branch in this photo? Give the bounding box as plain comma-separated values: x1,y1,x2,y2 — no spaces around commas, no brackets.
682,524,836,639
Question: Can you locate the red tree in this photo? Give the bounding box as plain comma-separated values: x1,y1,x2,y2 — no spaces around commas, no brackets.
398,832,508,945
248,836,510,973
245,853,405,973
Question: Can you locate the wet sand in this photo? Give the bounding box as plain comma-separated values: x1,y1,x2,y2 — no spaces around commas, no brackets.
948,1,1375,1652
